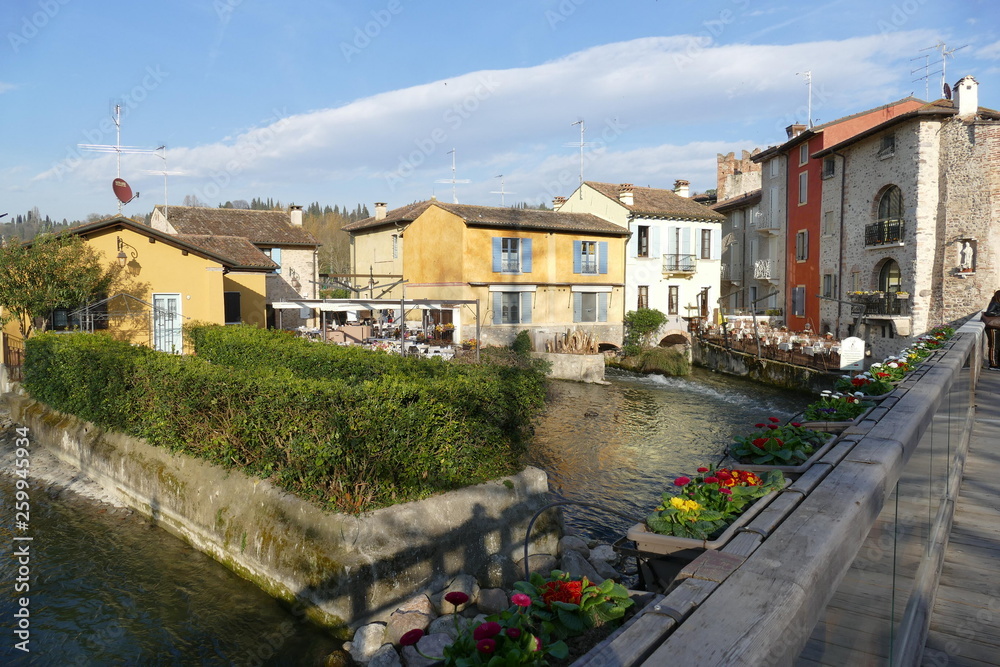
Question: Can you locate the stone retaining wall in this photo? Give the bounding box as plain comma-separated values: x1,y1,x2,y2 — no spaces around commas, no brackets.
4,394,560,634
692,338,837,393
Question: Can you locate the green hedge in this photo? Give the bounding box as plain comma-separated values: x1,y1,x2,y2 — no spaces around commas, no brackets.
24,331,548,513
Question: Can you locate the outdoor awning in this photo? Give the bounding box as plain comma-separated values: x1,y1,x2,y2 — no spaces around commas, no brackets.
271,298,477,311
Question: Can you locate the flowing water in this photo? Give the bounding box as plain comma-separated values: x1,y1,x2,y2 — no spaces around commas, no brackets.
0,367,809,664
526,367,812,542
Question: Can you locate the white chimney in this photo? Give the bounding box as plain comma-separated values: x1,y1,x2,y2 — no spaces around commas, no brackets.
785,124,807,139
673,179,690,198
618,184,634,206
954,75,979,117
289,204,303,226
375,202,387,221
552,196,567,211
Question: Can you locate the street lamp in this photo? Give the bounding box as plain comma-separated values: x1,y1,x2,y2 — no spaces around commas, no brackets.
116,236,138,267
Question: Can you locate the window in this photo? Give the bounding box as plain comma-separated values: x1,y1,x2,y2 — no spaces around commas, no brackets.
822,156,835,179
867,186,904,246
700,229,712,260
792,286,805,317
391,234,399,259
224,291,242,324
799,144,809,166
879,260,901,293
262,247,282,273
491,291,533,325
878,134,895,159
637,226,649,257
770,158,780,178
637,285,649,310
492,237,532,274
573,240,608,274
822,210,836,236
795,230,808,261
668,286,679,315
798,171,808,205
573,291,608,323
822,274,837,299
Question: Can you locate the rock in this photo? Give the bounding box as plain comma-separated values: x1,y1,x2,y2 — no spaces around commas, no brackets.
476,553,518,589
517,553,558,578
590,557,620,581
558,535,590,559
401,633,451,667
476,588,509,615
437,574,479,614
345,622,386,663
560,549,603,584
386,595,436,646
368,644,403,667
427,614,464,640
323,648,355,667
589,544,618,563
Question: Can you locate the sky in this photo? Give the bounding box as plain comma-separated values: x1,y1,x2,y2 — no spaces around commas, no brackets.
2,0,999,223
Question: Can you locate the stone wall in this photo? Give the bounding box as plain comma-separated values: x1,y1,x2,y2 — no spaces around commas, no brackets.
4,395,560,633
692,339,835,393
531,351,606,383
269,246,318,328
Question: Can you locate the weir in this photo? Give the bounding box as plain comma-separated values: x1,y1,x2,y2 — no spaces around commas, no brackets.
583,318,993,665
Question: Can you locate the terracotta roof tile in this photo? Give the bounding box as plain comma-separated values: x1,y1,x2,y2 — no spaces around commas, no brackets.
157,205,318,246
584,182,724,222
343,200,629,235
175,234,278,270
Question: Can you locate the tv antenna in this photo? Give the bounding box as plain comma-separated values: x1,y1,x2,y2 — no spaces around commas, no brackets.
435,149,470,204
916,42,968,99
795,71,813,127
490,174,515,207
564,120,591,198
79,104,160,214
141,146,186,223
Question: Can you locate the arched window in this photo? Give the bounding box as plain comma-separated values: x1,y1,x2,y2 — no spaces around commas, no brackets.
868,186,904,245
877,186,903,224
879,259,901,293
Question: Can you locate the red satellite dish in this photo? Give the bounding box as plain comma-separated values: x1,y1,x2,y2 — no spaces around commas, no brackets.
113,178,134,204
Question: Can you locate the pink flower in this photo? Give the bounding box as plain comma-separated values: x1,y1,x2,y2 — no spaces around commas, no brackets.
511,593,532,608
444,591,470,606
674,476,691,487
399,629,424,646
477,638,497,654
473,622,502,640
506,627,522,639
703,476,719,484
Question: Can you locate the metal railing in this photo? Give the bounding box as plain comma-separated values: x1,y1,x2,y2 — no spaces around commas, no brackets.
865,219,904,246
2,332,24,384
753,258,775,280
851,292,911,316
663,254,696,272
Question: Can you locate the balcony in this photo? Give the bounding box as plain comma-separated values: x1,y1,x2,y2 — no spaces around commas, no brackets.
721,263,741,283
865,219,904,246
751,214,781,235
753,258,776,281
851,291,911,316
663,253,696,273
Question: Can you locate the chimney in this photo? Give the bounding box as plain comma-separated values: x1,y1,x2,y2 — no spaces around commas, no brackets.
954,75,979,117
289,204,303,226
552,196,567,211
785,123,807,139
374,202,387,221
618,184,634,206
673,179,690,198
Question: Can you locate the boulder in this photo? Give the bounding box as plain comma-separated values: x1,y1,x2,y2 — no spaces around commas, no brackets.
560,549,603,584
476,588,509,615
345,622,386,663
368,644,402,667
558,535,590,559
401,633,451,667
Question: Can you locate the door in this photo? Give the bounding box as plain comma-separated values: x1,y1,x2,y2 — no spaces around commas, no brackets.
152,293,182,354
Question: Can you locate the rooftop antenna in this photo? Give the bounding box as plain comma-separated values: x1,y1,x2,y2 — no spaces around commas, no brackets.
141,146,186,223
79,103,159,214
910,52,941,100
795,71,813,127
490,174,515,207
918,42,968,99
565,120,591,198
435,148,470,204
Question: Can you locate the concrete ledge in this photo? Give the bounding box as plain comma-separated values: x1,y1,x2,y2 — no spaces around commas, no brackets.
5,395,560,633
532,351,606,383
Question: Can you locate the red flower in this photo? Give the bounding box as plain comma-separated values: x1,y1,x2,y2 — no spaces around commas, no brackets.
719,487,732,495
540,580,583,607
473,622,502,640
768,417,781,423
752,437,769,448
704,476,719,484
674,476,691,487
697,467,709,473
791,422,802,427
754,423,766,428
716,470,732,480
399,629,424,647
506,628,522,639
768,424,779,430
511,593,532,607
445,591,470,606
477,638,497,654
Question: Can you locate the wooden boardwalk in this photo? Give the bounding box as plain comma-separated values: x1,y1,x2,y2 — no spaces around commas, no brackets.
795,369,1000,666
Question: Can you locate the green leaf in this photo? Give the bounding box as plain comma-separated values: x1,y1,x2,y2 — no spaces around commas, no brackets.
546,640,569,659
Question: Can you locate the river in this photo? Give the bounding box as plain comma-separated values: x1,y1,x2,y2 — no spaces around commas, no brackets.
0,367,809,664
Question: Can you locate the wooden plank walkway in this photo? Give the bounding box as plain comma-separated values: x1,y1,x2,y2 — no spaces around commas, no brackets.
794,369,1000,666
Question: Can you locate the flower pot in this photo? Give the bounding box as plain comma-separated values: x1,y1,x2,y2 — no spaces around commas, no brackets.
626,487,783,556
734,432,839,477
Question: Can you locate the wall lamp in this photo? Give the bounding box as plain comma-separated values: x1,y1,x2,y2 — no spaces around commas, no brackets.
116,236,138,267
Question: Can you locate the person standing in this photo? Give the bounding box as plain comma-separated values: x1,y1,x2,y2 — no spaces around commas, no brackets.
983,290,1000,369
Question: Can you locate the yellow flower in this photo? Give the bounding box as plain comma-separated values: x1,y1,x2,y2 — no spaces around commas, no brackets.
683,500,701,512
669,497,686,510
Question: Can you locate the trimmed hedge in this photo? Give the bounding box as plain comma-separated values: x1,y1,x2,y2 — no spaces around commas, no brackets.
24,331,548,513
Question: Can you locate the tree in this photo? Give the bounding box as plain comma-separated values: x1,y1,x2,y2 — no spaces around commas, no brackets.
0,234,121,338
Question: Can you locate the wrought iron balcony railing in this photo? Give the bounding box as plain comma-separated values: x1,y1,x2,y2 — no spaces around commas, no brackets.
753,258,775,280
663,253,696,273
851,292,911,316
865,220,904,246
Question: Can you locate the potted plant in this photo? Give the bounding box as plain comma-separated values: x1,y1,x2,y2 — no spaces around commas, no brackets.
730,417,835,474
834,372,895,399
627,467,785,555
800,391,874,432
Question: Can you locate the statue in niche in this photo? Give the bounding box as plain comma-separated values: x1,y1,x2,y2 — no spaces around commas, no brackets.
959,241,975,271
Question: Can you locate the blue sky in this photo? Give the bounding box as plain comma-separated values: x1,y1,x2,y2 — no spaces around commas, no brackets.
2,0,999,222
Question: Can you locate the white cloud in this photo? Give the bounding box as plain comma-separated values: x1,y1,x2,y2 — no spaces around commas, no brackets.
0,82,16,94
976,39,1000,60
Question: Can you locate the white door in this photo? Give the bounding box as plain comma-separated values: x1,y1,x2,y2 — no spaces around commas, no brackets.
152,293,182,354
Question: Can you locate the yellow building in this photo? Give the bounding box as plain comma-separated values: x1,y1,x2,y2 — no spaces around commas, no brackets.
343,200,629,347
57,217,272,352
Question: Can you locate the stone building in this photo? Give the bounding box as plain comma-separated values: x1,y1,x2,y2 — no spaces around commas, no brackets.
813,76,1000,358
